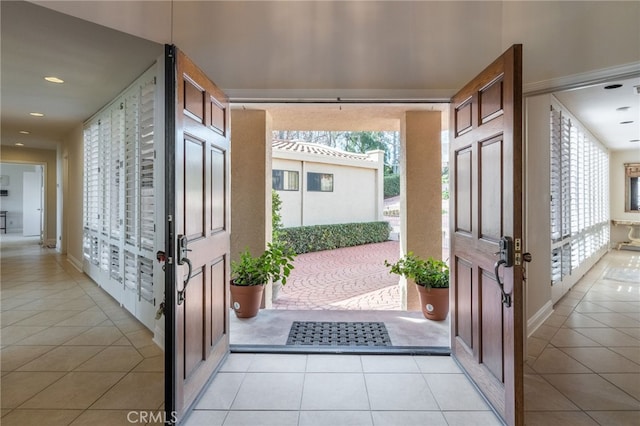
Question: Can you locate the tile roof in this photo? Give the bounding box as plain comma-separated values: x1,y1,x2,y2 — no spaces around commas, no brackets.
272,140,376,162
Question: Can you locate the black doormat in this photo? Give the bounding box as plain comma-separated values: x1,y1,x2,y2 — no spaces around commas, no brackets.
286,321,392,347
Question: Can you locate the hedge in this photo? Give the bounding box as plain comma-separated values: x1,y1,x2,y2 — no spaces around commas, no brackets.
384,174,400,198
280,221,391,254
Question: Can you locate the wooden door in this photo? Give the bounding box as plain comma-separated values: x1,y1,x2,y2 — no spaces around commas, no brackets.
449,44,524,426
164,45,231,422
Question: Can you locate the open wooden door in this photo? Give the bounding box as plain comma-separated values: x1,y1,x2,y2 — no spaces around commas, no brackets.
164,45,231,423
449,44,524,426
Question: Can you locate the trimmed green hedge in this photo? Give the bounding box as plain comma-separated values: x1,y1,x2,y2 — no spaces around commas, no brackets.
280,221,391,254
384,174,400,198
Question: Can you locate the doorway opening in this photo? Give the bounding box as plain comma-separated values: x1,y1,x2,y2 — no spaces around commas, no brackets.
228,103,451,351
0,162,45,244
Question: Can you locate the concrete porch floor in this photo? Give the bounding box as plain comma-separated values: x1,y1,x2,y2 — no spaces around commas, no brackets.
230,241,451,350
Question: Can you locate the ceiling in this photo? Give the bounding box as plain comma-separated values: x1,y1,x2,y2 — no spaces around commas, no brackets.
1,1,639,151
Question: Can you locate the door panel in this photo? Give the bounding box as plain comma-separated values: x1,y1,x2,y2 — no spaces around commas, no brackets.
184,136,205,239
165,45,231,422
23,170,42,237
450,44,523,426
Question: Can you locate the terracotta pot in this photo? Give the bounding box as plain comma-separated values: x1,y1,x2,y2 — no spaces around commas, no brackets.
230,282,264,318
416,285,449,321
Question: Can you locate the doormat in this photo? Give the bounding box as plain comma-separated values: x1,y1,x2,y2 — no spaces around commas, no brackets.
603,267,640,283
286,321,392,347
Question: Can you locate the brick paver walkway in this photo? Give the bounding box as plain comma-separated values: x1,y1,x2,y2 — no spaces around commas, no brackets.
272,241,402,310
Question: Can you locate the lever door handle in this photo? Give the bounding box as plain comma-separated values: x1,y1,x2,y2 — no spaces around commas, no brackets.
494,259,512,308
176,235,192,305
177,257,192,305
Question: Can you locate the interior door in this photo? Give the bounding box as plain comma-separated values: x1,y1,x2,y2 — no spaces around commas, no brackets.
22,169,43,237
449,44,524,426
164,45,231,422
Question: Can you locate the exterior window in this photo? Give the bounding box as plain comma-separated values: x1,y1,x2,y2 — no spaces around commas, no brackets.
307,172,333,192
625,164,640,212
272,169,299,191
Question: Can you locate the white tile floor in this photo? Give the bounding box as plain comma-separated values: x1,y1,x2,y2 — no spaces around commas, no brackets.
3,234,639,425
183,353,502,426
524,249,640,425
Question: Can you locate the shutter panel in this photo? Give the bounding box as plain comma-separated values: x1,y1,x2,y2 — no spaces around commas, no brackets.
111,105,125,240
550,108,562,243
100,113,111,237
125,91,140,247
88,123,100,234
139,78,155,253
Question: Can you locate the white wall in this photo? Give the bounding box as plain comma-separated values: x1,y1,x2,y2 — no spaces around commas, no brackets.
524,94,553,332
610,149,640,245
0,163,38,233
62,124,84,269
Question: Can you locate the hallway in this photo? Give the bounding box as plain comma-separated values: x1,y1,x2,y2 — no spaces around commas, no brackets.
523,249,640,424
0,236,164,425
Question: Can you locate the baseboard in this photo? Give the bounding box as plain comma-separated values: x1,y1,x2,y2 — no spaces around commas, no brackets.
153,324,165,351
527,300,554,338
66,254,83,272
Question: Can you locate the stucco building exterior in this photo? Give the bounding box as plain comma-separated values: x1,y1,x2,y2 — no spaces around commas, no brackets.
272,140,384,228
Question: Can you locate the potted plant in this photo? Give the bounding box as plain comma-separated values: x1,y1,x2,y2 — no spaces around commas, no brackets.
385,252,449,320
230,241,295,318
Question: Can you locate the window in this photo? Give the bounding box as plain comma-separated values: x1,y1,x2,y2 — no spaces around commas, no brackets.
272,170,299,191
307,172,333,192
549,104,609,285
625,163,640,212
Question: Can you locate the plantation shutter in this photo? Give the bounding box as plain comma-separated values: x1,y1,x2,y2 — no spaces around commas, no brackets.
549,102,609,288
82,64,159,330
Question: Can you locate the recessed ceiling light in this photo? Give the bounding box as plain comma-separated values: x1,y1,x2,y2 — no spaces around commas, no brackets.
15,143,24,146
44,76,64,84
19,130,30,134
616,106,631,111
29,112,44,117
604,84,623,90
620,120,634,124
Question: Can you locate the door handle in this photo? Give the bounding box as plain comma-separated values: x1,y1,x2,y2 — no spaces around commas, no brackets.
494,236,514,308
177,235,192,305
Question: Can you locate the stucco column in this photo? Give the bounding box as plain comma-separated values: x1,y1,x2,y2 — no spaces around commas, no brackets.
230,109,273,307
367,149,386,221
400,111,442,311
